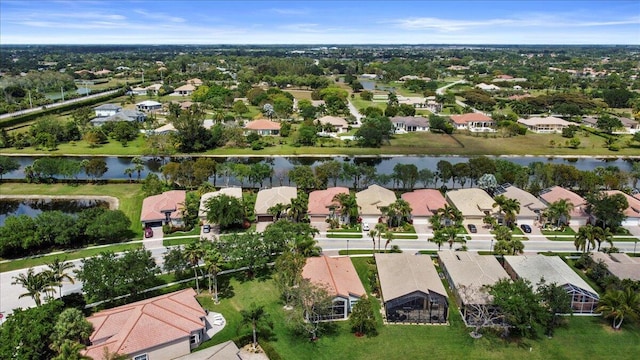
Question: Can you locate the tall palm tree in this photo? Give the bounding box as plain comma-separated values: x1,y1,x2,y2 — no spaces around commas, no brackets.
203,248,223,304
493,195,520,228
332,192,359,225
374,223,387,252
131,156,145,180
11,268,51,306
596,287,640,330
52,340,90,360
547,199,574,227
431,230,447,251
124,168,134,183
46,257,75,299
267,203,288,221
443,226,459,250
183,241,205,293
594,226,614,251
574,225,597,253
383,230,395,251
240,303,273,350
368,229,377,253
437,204,463,227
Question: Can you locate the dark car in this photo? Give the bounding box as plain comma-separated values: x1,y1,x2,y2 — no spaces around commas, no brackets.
467,224,477,233
520,224,532,233
144,227,154,238
203,224,211,233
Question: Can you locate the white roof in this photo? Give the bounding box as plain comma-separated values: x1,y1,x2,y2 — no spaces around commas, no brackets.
446,188,497,217
137,100,162,106
504,255,598,295
517,116,571,126
199,188,243,218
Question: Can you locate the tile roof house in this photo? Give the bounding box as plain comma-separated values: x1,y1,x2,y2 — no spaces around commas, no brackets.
140,190,186,227
493,184,547,224
302,256,366,321
438,251,509,325
175,84,196,96
199,187,244,220
401,189,447,220
445,188,498,219
254,186,297,222
603,190,640,226
375,253,449,324
187,78,204,87
391,116,429,133
356,184,397,217
307,187,350,222
83,288,207,360
90,109,146,126
172,340,242,360
130,86,148,96
475,83,501,91
449,113,495,132
539,186,590,226
517,116,573,134
94,103,123,117
317,116,349,133
136,100,162,112
590,252,640,281
244,119,281,136
503,255,599,314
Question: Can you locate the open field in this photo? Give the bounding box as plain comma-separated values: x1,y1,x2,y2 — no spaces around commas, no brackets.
197,257,640,359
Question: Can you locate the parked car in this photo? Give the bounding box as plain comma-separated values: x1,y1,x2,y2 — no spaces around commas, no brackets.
467,224,477,233
362,223,370,231
144,227,154,238
520,224,532,233
203,224,211,233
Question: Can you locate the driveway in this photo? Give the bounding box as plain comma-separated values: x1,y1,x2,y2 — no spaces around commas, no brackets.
143,226,165,250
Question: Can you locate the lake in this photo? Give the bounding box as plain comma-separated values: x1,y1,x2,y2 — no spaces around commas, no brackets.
0,198,109,226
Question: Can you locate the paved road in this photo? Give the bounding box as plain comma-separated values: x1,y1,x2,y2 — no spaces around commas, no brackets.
1,232,638,320
0,89,121,121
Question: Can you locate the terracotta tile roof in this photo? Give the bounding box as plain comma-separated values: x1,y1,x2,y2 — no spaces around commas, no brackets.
318,116,349,129
449,113,492,125
244,119,281,131
84,288,205,359
308,187,350,216
604,190,640,218
591,253,640,281
539,186,588,218
254,186,297,215
375,253,448,302
175,84,196,91
356,184,397,216
401,189,447,217
140,190,186,222
302,256,366,299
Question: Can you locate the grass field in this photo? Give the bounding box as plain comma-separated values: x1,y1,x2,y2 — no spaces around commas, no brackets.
197,257,640,359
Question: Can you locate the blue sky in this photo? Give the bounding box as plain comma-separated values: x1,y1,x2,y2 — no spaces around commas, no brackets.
1,1,638,45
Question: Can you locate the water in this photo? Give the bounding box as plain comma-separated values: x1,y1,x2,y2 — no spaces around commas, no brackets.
0,198,109,226
2,155,638,185
359,79,396,92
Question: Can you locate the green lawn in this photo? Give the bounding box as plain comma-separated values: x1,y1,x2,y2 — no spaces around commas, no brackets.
196,258,640,359
0,183,146,237
0,243,142,272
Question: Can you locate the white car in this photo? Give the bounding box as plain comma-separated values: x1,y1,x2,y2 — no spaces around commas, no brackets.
362,223,370,231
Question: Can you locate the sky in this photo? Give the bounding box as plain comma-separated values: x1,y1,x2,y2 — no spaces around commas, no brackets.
1,1,639,45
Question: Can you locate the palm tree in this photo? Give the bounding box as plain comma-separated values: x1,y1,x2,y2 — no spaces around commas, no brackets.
429,213,444,231
547,199,574,227
374,223,387,252
333,192,359,225
483,214,497,229
203,248,223,304
183,241,205,293
493,195,520,228
594,226,614,251
443,226,459,250
131,156,145,180
431,229,447,251
596,287,640,330
240,303,273,350
437,204,463,227
124,168,134,183
46,257,75,299
383,230,394,251
267,203,288,221
574,225,597,253
11,268,51,306
52,340,90,360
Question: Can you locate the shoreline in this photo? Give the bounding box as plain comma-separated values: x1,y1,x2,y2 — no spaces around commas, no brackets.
0,195,119,210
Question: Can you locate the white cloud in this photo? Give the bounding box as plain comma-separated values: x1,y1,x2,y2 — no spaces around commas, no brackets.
133,9,185,23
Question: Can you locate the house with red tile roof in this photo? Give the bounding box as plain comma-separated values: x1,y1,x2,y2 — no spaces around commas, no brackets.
449,113,495,132
539,186,590,226
401,189,447,222
603,190,640,226
244,119,281,136
302,255,366,321
140,190,186,228
308,187,350,223
83,288,207,360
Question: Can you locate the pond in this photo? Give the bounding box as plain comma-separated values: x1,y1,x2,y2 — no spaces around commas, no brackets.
0,198,109,226
359,79,396,92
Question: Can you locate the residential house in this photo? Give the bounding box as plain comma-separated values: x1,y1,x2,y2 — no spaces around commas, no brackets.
375,253,449,324
145,83,163,96
187,78,204,87
503,255,599,314
140,190,186,227
475,83,500,91
254,186,297,222
136,100,162,112
317,115,349,134
493,184,547,225
603,190,640,226
307,187,350,223
401,189,447,223
445,188,498,222
244,119,281,136
199,187,244,222
391,116,429,133
130,86,148,96
93,69,112,77
590,253,640,281
517,116,572,134
397,96,427,108
90,109,146,126
449,113,495,132
175,84,196,96
172,340,243,360
94,103,122,117
301,256,367,321
539,186,590,226
438,251,509,326
355,184,397,223
617,117,640,134
83,289,207,360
